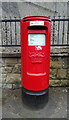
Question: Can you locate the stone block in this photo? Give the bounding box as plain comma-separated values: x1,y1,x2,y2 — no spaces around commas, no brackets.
50,80,68,86
6,74,21,84
17,58,21,64
51,46,69,56
12,83,22,89
1,67,12,74
0,74,7,83
0,58,5,67
57,69,67,79
50,80,61,86
1,74,7,78
60,80,69,86
50,57,61,68
5,58,18,64
12,64,21,73
2,84,12,88
50,69,57,79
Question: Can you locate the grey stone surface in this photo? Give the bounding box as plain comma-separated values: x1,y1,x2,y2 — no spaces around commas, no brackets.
2,87,68,118
0,46,69,57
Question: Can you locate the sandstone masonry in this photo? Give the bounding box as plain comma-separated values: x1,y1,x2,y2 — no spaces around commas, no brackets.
0,54,69,89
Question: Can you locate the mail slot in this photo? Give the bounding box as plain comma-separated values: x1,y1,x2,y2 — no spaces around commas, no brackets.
20,15,51,95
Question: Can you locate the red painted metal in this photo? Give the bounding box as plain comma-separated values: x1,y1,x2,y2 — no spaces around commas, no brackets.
20,15,51,91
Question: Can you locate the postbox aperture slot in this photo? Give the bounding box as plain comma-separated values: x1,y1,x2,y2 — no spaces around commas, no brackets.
28,33,46,46
28,26,47,30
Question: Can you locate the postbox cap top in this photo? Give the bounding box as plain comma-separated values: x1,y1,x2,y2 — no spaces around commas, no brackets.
23,15,51,22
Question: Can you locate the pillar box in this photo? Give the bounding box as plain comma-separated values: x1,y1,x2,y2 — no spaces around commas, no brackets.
20,15,51,96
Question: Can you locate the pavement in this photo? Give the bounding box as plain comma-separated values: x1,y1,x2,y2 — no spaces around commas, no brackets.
2,87,68,119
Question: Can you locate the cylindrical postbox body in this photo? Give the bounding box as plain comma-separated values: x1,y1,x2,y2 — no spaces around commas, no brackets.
21,15,51,95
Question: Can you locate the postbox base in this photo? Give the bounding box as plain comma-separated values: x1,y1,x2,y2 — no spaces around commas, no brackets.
22,87,48,96
22,87,49,109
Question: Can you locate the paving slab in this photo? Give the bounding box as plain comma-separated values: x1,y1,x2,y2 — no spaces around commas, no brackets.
2,87,68,119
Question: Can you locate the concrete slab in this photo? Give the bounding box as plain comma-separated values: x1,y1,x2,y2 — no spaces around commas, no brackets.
2,87,68,119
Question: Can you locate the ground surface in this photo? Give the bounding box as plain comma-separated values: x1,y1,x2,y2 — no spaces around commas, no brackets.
2,87,68,119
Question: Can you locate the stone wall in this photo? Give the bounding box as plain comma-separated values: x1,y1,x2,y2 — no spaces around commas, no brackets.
0,46,69,88
1,2,69,88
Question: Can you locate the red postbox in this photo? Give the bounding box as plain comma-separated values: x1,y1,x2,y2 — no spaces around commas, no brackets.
21,15,51,96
